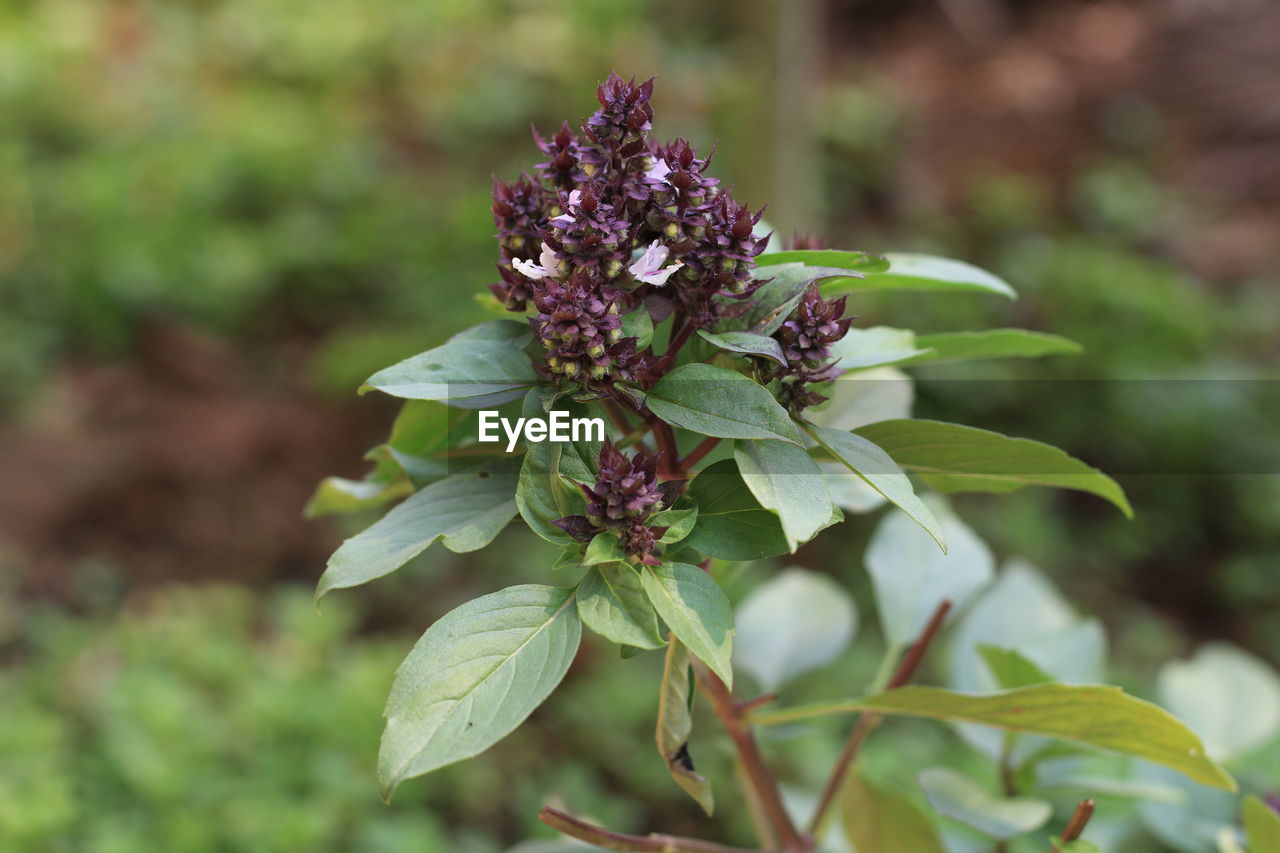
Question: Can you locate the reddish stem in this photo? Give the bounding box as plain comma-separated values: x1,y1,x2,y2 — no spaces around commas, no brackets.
680,435,723,470
806,600,953,837
539,807,758,853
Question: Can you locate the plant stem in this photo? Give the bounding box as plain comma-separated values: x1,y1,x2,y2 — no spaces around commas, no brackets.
651,417,681,479
1049,799,1095,851
806,599,953,838
539,807,759,853
603,396,635,436
680,435,722,470
697,665,810,853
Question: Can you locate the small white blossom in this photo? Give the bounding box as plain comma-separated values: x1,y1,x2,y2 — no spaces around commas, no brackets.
549,189,584,228
646,158,671,183
513,243,561,280
628,241,682,286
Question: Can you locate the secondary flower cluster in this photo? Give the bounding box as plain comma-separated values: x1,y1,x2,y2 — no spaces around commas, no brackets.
768,284,853,413
489,72,769,389
553,441,685,565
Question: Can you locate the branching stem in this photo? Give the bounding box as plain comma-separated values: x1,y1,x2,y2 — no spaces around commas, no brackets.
806,599,953,837
539,807,758,853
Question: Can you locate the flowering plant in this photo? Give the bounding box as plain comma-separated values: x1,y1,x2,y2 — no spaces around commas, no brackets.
309,74,1266,852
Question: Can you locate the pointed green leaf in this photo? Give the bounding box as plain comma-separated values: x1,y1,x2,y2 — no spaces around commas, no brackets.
1158,643,1280,761
647,364,804,444
841,773,945,853
733,568,857,691
581,534,626,567
656,636,714,815
756,248,889,274
697,329,787,366
807,423,944,550
855,419,1132,517
918,767,1051,839
734,439,835,551
362,321,538,407
379,584,581,798
641,563,735,689
621,304,654,349
756,685,1236,791
681,459,792,561
821,253,1016,299
577,564,665,649
978,646,1056,689
317,459,520,600
907,329,1081,365
725,263,861,335
652,506,699,544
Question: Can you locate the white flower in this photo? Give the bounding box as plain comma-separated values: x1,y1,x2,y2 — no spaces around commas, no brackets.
646,158,671,183
550,189,582,228
513,243,561,280
628,241,682,286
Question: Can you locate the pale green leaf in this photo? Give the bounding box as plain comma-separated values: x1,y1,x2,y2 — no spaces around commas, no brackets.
317,459,520,600
1158,643,1280,761
656,637,714,815
379,584,581,798
841,773,945,853
918,767,1051,839
822,253,1016,299
621,304,654,349
697,329,787,366
808,366,913,431
907,329,1082,364
756,684,1236,791
863,496,993,650
647,364,804,444
641,563,735,689
577,564,664,649
362,320,538,407
855,419,1133,517
733,568,857,691
734,439,835,551
830,326,932,371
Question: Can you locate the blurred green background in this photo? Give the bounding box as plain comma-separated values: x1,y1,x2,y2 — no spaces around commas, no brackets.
1,0,1277,850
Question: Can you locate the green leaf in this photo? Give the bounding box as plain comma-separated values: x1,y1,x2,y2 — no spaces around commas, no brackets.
641,563,735,689
978,646,1055,689
514,392,598,546
734,439,835,551
863,496,993,650
756,685,1236,791
725,263,858,336
577,564,664,649
647,364,804,444
652,506,698,544
1051,837,1102,853
733,568,857,691
1158,643,1280,761
317,459,520,600
696,329,787,366
821,253,1016,299
756,248,890,274
807,424,944,550
681,459,792,561
379,584,581,799
1244,795,1280,853
855,419,1133,517
841,773,945,853
907,329,1082,364
621,304,654,350
362,321,538,407
917,767,1051,839
581,533,626,567
655,637,714,815
829,326,932,371
305,465,412,518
